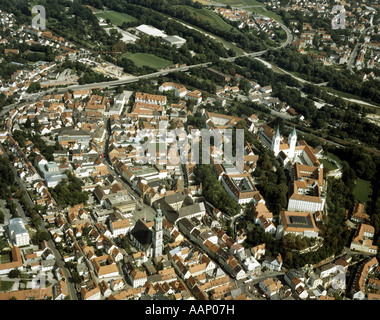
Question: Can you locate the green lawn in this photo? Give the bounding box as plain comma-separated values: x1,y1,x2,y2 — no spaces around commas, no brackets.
320,159,337,172
95,10,137,26
121,52,173,69
326,152,343,165
353,178,372,204
0,254,11,264
0,280,14,291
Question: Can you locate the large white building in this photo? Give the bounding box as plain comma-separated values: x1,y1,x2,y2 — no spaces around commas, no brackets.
110,90,133,116
159,82,188,98
287,163,326,213
136,24,167,38
350,224,378,254
8,218,30,247
162,35,187,48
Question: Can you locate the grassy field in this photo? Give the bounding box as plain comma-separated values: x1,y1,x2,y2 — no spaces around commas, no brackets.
320,158,338,172
173,5,237,32
0,280,14,291
121,52,173,69
326,152,343,165
214,0,264,6
353,178,372,204
169,5,246,55
0,253,11,264
95,10,137,26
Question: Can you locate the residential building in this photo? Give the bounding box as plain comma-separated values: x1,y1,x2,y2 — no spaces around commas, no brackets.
259,278,282,300
8,218,30,247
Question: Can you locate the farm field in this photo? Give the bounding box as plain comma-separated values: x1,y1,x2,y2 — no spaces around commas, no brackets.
121,52,173,69
213,0,264,6
194,0,213,4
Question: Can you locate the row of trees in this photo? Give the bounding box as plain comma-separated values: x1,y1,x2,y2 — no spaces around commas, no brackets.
264,47,380,105
195,164,240,217
213,56,380,150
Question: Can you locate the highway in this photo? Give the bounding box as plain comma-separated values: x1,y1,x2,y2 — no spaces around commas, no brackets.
60,62,213,92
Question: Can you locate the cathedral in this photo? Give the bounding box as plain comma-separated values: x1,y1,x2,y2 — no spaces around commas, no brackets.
258,124,322,168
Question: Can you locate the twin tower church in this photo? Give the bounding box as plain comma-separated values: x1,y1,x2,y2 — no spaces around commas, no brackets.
271,126,298,160
258,124,323,168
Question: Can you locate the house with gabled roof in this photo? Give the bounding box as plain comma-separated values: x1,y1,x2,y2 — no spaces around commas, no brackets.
128,269,148,288
259,278,282,300
91,255,120,280
262,253,283,272
52,280,69,300
81,280,101,300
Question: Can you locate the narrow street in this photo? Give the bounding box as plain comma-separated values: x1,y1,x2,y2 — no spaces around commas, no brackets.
0,144,78,300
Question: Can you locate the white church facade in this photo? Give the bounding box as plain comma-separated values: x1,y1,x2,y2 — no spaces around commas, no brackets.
258,124,326,213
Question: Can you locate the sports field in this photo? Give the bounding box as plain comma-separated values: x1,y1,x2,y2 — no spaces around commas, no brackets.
121,52,172,69
95,10,137,26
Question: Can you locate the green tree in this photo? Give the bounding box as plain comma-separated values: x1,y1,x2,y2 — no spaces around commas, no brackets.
8,268,22,278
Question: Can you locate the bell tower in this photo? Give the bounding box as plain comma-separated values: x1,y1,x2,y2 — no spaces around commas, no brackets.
288,127,297,159
271,128,281,156
152,204,163,257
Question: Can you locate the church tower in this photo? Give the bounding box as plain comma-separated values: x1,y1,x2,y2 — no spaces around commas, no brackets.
271,128,281,156
288,127,297,159
152,204,163,258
